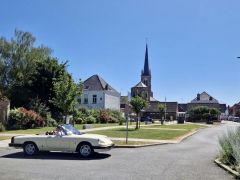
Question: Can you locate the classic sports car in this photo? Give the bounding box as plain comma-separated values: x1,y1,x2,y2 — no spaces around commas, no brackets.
9,124,114,157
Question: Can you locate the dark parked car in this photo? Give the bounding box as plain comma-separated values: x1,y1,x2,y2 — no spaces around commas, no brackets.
140,116,152,122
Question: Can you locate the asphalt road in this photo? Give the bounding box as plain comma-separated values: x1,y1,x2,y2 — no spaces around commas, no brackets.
0,121,238,180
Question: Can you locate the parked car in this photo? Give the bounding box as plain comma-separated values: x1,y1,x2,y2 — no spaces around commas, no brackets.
9,124,114,157
140,116,152,122
233,117,240,122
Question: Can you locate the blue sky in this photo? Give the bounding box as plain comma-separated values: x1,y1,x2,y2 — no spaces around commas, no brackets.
1,0,240,105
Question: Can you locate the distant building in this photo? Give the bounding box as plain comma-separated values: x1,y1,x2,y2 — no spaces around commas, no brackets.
229,102,240,117
187,92,220,110
78,74,120,110
178,92,227,119
130,44,178,120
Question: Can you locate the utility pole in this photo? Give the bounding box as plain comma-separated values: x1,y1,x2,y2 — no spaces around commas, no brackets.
165,96,167,121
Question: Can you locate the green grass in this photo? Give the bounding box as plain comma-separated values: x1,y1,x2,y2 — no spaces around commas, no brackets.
0,123,121,135
0,136,12,141
75,123,121,130
112,140,152,146
88,128,191,140
145,124,207,130
0,127,55,135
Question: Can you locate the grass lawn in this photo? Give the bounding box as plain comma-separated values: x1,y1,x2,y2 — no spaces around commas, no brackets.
88,124,207,140
112,140,152,146
75,123,121,130
0,123,122,135
0,127,55,135
0,136,12,141
144,124,207,130
88,128,192,140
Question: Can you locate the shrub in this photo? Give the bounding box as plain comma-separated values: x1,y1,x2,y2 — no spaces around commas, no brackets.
46,116,58,127
8,107,46,129
28,98,49,118
99,110,110,123
218,127,240,173
85,116,96,124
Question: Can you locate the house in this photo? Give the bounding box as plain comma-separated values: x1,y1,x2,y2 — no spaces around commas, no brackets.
229,102,240,117
78,74,120,110
178,92,227,120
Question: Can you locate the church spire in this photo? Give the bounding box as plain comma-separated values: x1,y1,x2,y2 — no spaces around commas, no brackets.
142,44,151,76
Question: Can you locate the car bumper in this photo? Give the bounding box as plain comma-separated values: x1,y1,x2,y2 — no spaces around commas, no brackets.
9,143,23,148
93,144,115,152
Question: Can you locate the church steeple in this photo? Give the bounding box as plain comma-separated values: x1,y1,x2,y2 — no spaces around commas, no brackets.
142,44,151,76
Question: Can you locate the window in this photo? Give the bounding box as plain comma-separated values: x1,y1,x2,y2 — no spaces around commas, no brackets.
144,79,148,86
92,95,97,104
84,94,88,104
77,98,81,104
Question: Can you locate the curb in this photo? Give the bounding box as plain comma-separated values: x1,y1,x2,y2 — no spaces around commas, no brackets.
113,130,199,148
214,159,240,178
114,142,170,148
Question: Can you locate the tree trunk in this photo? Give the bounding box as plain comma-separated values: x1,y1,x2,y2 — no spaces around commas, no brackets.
135,113,139,129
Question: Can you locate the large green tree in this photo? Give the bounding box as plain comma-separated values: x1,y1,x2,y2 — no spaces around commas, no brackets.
130,96,148,129
50,72,83,123
0,29,51,107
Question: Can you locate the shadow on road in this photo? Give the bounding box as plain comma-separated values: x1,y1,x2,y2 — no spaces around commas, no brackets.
1,151,111,160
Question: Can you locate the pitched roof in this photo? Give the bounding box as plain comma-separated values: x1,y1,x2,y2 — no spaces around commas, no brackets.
134,81,147,88
190,91,219,104
150,96,159,102
83,74,118,93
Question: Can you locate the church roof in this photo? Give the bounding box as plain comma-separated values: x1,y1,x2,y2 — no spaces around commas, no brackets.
134,81,147,88
141,44,151,76
83,74,118,93
150,96,159,102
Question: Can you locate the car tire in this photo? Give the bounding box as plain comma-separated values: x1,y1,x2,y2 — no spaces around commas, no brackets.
23,142,39,156
78,143,93,157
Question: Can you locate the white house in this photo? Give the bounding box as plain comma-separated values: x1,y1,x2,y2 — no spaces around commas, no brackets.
78,74,120,110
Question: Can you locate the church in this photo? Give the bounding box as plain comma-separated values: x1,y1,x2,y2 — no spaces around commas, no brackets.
130,44,178,120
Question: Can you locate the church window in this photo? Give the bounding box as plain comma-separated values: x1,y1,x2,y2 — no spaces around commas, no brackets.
144,79,148,86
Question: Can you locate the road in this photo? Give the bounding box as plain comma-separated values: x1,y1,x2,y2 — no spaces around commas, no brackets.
0,121,238,180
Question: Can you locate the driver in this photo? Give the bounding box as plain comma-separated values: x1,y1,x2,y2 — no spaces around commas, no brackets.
54,125,65,136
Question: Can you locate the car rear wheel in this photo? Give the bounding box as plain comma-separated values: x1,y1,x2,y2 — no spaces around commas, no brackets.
23,142,38,156
79,143,93,157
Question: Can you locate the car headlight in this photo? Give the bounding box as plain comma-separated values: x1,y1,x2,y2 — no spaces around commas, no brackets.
98,139,106,145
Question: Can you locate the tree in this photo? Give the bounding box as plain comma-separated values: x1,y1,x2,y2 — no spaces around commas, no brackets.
158,104,165,125
0,29,52,107
130,96,148,129
188,106,220,123
50,72,83,123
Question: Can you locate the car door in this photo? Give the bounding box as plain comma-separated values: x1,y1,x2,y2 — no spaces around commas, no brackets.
46,135,70,151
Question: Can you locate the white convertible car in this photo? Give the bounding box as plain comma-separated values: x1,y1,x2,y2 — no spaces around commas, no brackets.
9,124,114,157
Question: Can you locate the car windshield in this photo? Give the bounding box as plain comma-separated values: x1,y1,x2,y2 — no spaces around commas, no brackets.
62,124,81,135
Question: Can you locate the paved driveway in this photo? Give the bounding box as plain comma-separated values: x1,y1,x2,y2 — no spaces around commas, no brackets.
0,121,238,180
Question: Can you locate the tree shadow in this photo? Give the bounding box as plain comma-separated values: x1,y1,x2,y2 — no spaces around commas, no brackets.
1,151,111,161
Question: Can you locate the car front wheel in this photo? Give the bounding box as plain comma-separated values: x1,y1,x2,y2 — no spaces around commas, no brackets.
79,143,93,157
23,142,38,156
